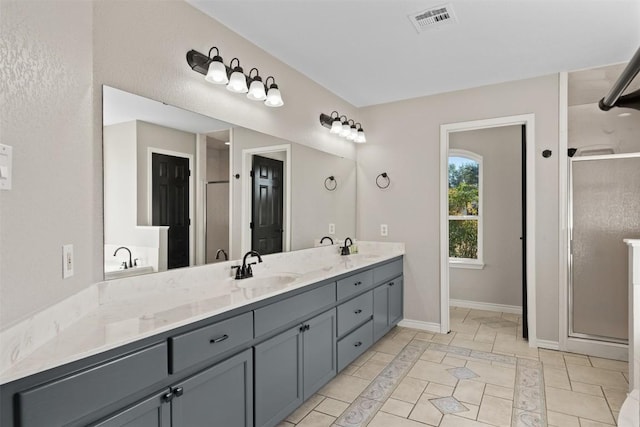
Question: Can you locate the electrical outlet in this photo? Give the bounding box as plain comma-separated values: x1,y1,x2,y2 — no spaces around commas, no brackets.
329,223,335,235
380,224,388,237
62,244,74,278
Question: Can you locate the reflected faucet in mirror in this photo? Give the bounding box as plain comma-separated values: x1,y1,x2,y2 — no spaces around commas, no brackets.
320,236,334,245
215,249,229,261
113,246,133,269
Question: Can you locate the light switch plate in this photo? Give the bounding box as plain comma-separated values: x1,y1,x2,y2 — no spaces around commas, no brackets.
380,224,388,236
62,244,74,278
329,223,335,235
0,144,13,190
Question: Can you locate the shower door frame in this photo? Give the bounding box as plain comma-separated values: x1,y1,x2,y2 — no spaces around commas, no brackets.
568,152,640,345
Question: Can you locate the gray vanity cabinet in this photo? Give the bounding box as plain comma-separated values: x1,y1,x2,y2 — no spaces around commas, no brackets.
373,277,404,341
90,391,170,427
254,309,336,427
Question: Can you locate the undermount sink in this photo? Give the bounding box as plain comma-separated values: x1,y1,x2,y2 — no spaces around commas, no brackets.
104,266,154,280
236,274,299,289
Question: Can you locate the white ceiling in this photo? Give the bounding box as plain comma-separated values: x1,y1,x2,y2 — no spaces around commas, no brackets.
187,0,640,107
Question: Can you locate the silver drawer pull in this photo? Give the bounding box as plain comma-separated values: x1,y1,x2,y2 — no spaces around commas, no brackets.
354,309,363,314
209,334,229,344
354,341,363,347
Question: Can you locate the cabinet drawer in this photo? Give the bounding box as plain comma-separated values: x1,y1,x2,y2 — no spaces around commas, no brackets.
18,342,168,427
170,312,253,373
373,258,402,284
337,291,373,337
254,283,336,337
337,320,373,372
336,270,374,300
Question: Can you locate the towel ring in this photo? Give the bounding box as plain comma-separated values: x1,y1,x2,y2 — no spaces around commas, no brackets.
324,176,337,191
376,172,390,189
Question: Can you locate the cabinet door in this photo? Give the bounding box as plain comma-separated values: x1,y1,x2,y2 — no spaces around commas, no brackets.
388,278,403,326
373,284,389,342
172,348,253,427
90,391,170,427
254,326,303,427
303,309,336,400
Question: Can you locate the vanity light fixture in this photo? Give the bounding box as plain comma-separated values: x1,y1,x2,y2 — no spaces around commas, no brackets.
186,47,284,107
319,112,367,143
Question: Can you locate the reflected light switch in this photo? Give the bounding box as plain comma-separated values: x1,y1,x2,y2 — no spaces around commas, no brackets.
0,144,12,190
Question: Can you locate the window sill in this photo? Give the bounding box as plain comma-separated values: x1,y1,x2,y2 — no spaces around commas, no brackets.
449,260,485,270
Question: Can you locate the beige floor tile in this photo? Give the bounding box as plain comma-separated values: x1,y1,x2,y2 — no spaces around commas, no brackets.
578,418,616,426
473,333,497,344
352,359,388,380
431,333,454,345
454,379,485,405
455,402,479,420
450,322,481,335
407,360,459,386
571,381,603,396
543,366,571,390
545,387,615,424
380,397,414,418
296,410,336,427
564,353,591,366
602,386,628,412
390,376,429,404
367,411,430,427
589,356,628,373
420,349,446,363
439,414,495,426
547,410,580,427
442,355,467,367
484,383,513,400
286,394,325,423
477,395,512,427
340,364,359,376
314,398,349,418
492,337,539,358
408,401,443,426
370,352,395,364
466,360,516,388
425,382,455,397
350,350,374,367
566,364,629,390
539,349,567,369
453,332,477,341
317,374,370,403
372,338,407,355
450,337,493,352
415,332,435,341
276,422,295,427
501,312,521,322
416,392,442,406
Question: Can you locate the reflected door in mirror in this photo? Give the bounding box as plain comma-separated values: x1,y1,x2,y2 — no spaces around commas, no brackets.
252,155,283,255
152,153,190,269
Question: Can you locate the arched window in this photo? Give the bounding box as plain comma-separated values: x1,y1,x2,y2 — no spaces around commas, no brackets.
448,149,483,267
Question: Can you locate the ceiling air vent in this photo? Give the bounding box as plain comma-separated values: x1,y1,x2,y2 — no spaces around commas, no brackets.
408,4,457,33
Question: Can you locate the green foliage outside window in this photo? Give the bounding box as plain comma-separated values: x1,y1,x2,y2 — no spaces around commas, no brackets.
448,158,479,259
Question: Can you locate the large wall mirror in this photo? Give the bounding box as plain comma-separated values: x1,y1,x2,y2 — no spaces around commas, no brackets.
102,86,356,280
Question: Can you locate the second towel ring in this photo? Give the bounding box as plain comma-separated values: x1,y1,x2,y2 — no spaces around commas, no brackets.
324,176,337,191
376,172,390,189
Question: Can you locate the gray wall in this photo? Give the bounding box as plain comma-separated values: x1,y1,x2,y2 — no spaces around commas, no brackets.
449,126,523,308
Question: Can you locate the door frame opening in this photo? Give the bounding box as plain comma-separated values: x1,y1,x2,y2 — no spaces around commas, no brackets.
240,144,291,256
440,114,537,347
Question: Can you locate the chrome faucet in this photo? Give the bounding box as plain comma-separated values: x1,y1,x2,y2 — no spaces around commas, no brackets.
232,250,263,279
320,236,334,245
341,237,353,256
113,247,133,269
215,249,229,261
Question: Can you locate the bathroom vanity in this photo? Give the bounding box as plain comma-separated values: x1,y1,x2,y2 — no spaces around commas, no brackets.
0,243,404,427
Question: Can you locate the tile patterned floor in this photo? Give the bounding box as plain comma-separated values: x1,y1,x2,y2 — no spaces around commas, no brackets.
277,307,629,427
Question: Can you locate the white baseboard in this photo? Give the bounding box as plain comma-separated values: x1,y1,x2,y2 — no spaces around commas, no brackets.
450,299,522,315
398,319,441,333
536,339,560,350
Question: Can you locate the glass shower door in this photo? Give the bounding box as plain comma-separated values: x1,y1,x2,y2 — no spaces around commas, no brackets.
570,155,640,343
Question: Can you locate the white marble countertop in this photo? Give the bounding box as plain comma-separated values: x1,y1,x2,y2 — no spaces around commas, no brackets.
0,242,404,385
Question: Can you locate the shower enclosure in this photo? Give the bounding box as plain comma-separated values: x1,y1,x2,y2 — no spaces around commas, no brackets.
569,153,640,343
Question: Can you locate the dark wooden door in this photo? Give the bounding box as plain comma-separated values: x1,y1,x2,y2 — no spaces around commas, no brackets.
152,153,190,269
251,155,283,255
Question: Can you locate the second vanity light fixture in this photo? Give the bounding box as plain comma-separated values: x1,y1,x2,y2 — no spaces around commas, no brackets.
186,47,284,107
319,111,366,143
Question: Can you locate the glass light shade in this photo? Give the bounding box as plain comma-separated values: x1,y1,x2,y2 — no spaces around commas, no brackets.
227,70,248,93
348,126,358,141
247,80,267,101
339,122,351,137
356,129,366,143
265,87,284,107
330,119,342,134
205,60,228,84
